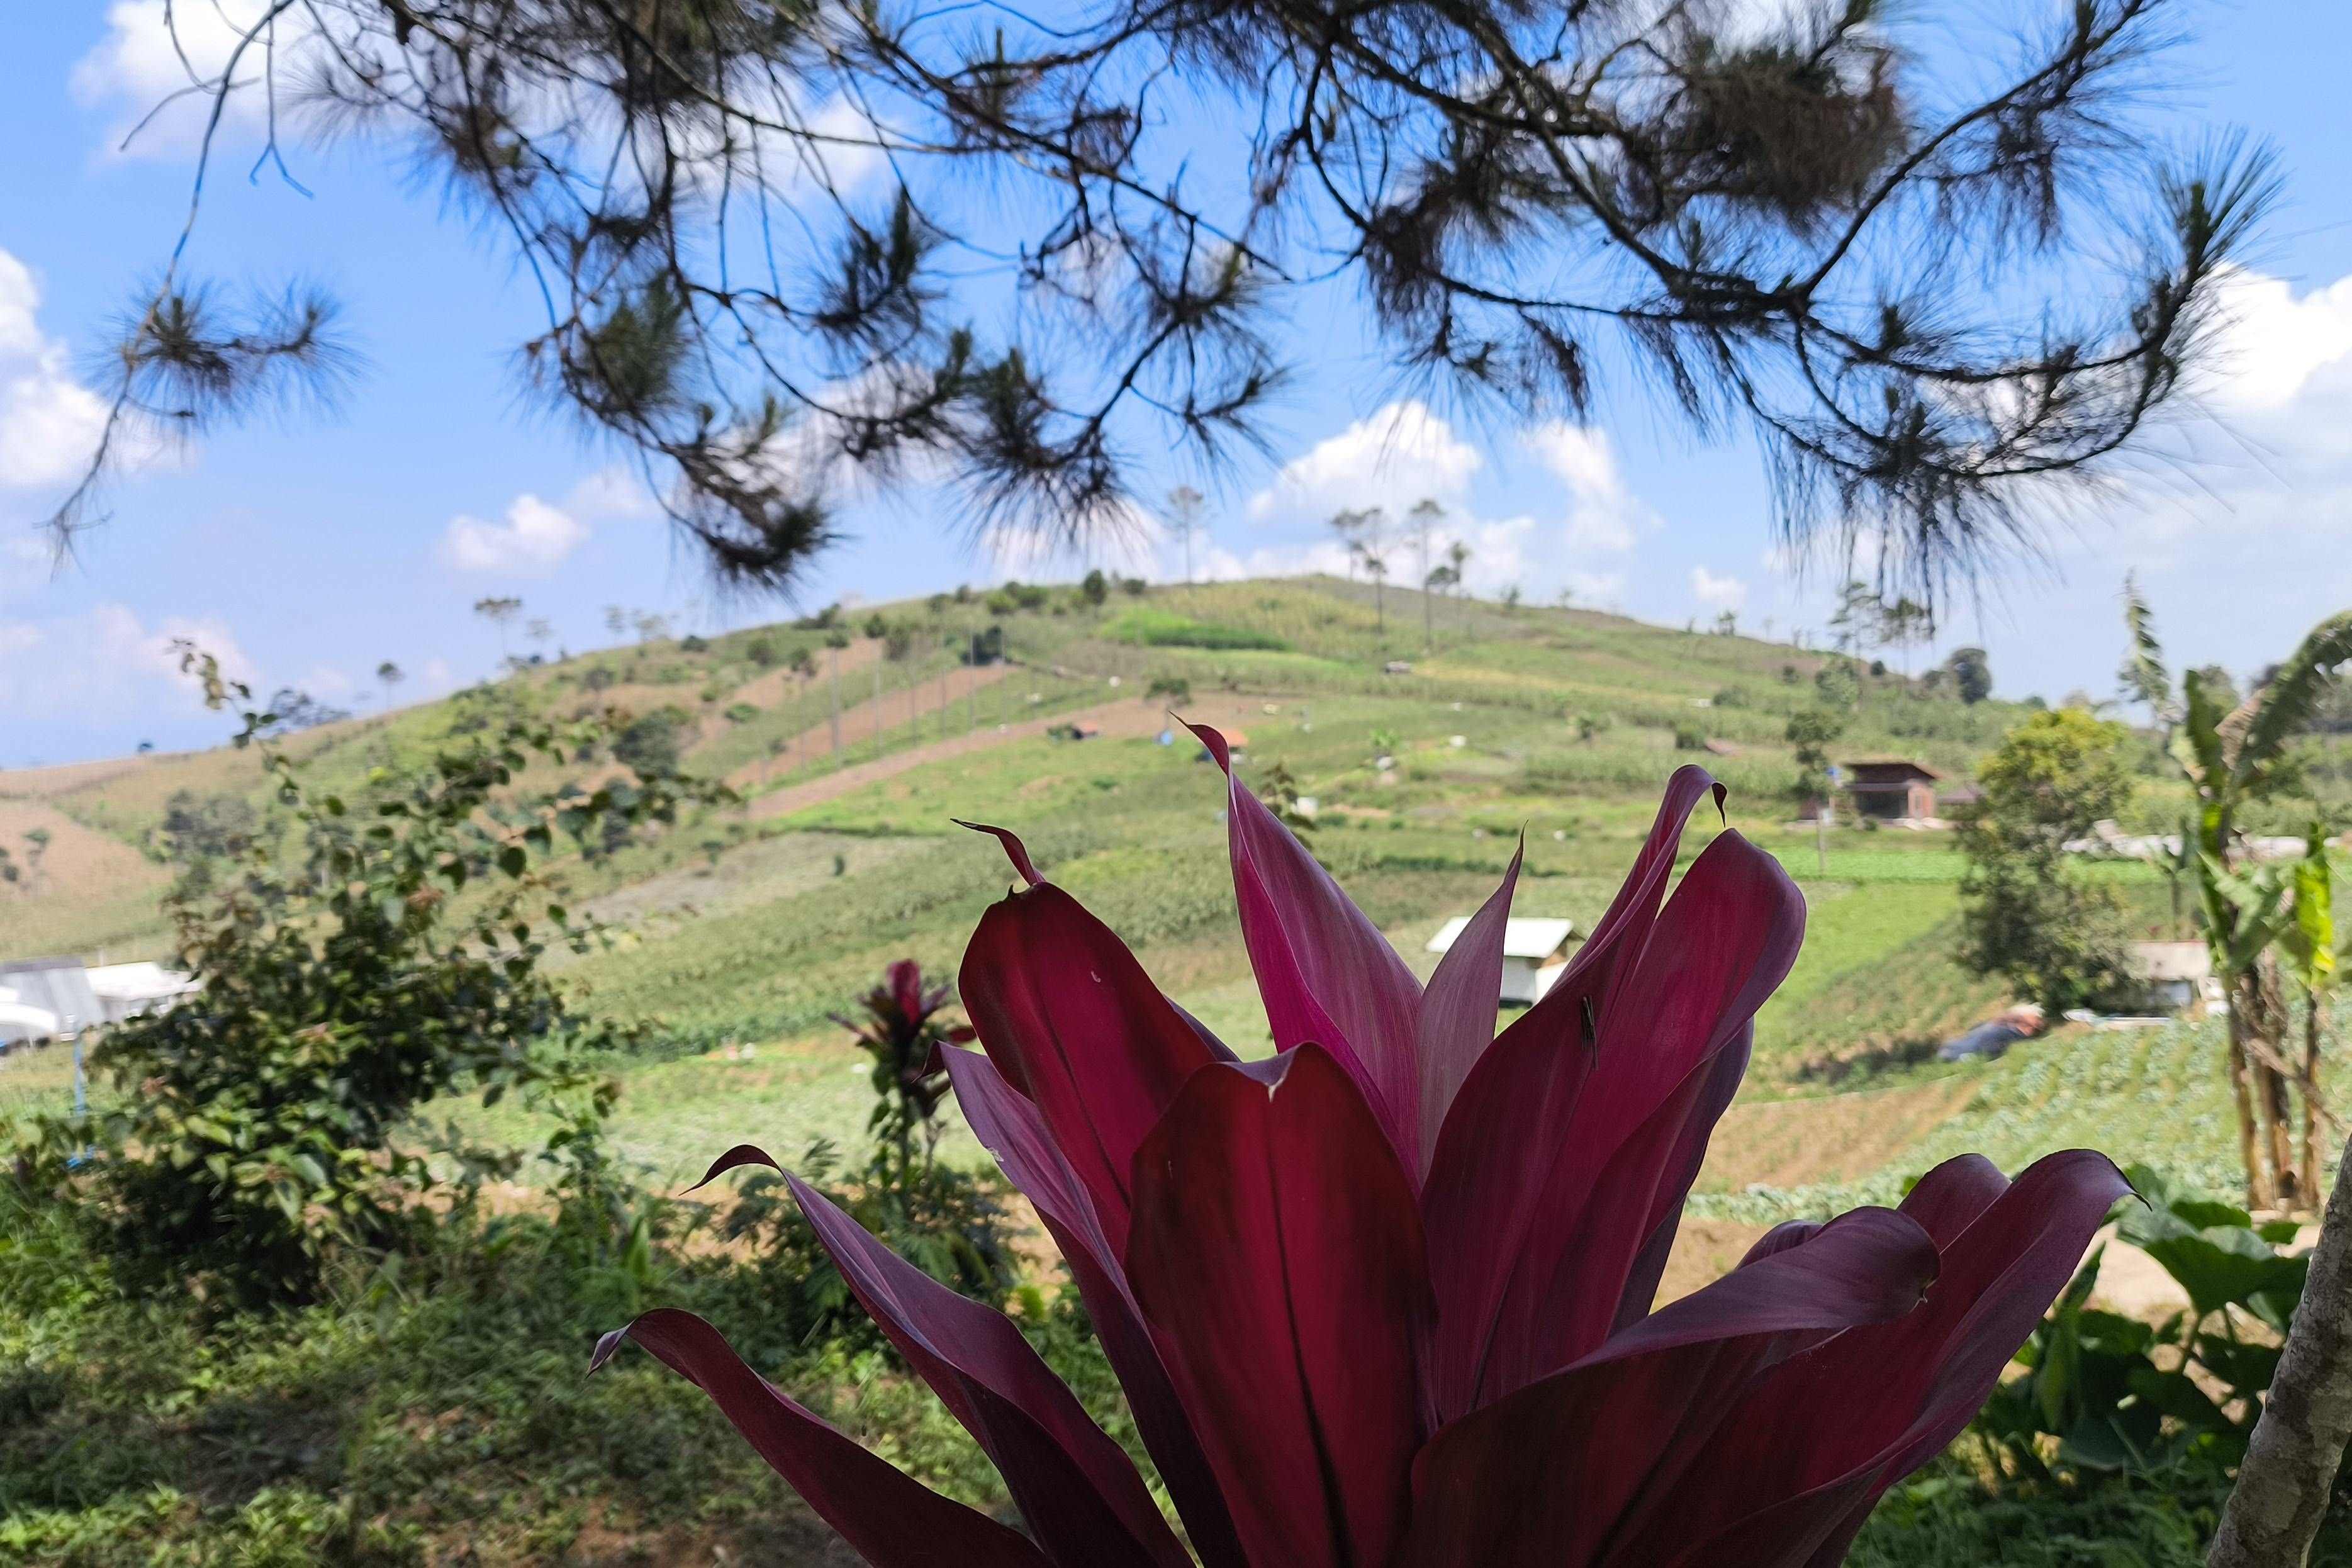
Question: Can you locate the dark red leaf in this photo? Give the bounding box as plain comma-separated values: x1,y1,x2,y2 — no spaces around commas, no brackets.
958,882,1219,1252
1126,1045,1429,1568
687,1143,782,1192
591,1309,1051,1568
787,1177,1190,1568
943,1048,1248,1568
1187,719,1425,1172
1413,842,1521,1179
1611,1150,2132,1562
1420,769,1723,1418
1896,1153,2012,1248
1403,1207,1937,1568
1425,827,1803,1415
956,819,1046,887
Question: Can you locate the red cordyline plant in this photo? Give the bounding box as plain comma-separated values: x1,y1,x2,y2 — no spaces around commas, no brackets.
833,959,974,1184
595,731,2128,1568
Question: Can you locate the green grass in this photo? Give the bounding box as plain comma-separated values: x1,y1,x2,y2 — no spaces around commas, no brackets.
1101,606,1293,651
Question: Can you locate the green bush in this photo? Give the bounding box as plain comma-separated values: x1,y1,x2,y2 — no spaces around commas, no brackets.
1975,1164,2306,1482
23,659,714,1308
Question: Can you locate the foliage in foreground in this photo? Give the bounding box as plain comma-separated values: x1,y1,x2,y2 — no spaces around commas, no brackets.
20,659,714,1308
1979,1166,2309,1480
600,749,2127,1567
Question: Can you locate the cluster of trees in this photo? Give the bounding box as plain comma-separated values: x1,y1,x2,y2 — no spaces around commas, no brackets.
1328,501,1477,646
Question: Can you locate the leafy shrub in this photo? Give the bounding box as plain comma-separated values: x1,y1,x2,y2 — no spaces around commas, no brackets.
744,636,778,668
1958,710,2139,1011
1975,1164,2307,1481
714,1146,1020,1347
1673,722,1708,751
612,708,686,778
23,655,715,1308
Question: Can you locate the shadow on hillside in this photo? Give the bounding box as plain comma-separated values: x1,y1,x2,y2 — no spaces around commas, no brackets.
1791,1035,1942,1089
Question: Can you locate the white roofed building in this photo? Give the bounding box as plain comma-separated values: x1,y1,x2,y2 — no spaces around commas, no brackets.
1425,916,1577,1005
86,961,200,1026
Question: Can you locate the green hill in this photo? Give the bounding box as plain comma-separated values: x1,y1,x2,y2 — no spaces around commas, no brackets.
0,574,2243,1220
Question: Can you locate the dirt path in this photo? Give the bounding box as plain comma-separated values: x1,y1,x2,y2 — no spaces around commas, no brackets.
744,692,1268,821
727,661,1018,791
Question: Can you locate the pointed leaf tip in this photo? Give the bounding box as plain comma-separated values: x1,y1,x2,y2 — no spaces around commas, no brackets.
1181,719,1233,772
955,819,1044,886
589,1324,632,1374
688,1143,781,1193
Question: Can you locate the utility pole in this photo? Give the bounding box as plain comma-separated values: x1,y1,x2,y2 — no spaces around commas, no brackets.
1817,763,1841,876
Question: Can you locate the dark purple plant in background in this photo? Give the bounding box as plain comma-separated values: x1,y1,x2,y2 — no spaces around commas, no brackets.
833,959,973,1187
596,732,2127,1566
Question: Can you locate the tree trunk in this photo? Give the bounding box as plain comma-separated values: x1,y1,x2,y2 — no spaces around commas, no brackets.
2209,1126,2352,1567
2253,958,2305,1212
2231,1006,2275,1212
2306,998,2328,1203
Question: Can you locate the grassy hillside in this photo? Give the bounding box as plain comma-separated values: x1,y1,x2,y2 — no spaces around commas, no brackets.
0,574,2232,1205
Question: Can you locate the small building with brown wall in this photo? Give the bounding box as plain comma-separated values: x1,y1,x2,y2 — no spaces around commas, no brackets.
1839,758,1940,822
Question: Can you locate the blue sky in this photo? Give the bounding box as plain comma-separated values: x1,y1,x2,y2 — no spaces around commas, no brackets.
3,2,2350,766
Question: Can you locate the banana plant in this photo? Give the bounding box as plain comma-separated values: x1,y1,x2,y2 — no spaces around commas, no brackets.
2123,578,2352,1209
2275,827,2344,1197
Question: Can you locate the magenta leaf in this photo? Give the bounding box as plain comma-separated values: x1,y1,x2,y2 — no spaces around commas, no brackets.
1425,827,1804,1415
1613,1150,2132,1562
943,1047,1247,1568
592,1309,1051,1568
1126,1045,1430,1568
1401,1207,1937,1568
1413,842,1521,1177
630,768,2125,1568
786,1177,1190,1568
1187,719,1425,1172
956,819,1046,887
959,880,1221,1252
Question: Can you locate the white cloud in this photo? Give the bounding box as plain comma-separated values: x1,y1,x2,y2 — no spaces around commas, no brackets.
439,493,590,576
1,532,50,605
72,1,322,157
0,251,115,493
1520,422,1651,554
1691,566,1748,612
1246,400,1482,522
563,465,662,522
0,601,256,723
296,663,356,702
986,501,1165,582
421,657,456,694
2208,264,2352,414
